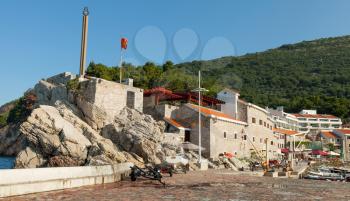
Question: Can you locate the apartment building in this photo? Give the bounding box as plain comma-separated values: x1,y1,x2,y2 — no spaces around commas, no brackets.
293,110,342,134
267,107,299,131
218,89,280,159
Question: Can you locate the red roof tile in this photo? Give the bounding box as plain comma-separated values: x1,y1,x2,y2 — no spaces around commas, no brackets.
273,128,299,135
321,131,337,139
187,104,246,124
335,129,350,135
164,117,189,129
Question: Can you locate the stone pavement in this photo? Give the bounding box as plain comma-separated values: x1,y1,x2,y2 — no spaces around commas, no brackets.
2,170,350,201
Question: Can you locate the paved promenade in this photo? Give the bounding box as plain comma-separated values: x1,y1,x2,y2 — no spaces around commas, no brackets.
3,170,350,201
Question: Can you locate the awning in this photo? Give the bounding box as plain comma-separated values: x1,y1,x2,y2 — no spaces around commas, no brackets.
310,150,328,156
281,148,289,153
327,151,340,156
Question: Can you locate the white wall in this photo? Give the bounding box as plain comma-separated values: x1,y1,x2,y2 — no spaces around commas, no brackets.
217,90,239,118
0,162,133,198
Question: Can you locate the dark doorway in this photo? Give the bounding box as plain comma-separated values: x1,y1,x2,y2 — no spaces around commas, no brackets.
185,130,191,142
126,91,135,109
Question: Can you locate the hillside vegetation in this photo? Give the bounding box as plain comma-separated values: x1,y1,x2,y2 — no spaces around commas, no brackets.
85,35,350,121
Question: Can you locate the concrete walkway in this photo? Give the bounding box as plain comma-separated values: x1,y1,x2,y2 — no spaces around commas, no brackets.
3,169,350,201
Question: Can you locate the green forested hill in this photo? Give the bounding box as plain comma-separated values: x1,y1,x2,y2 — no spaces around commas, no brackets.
84,35,350,121
174,35,350,120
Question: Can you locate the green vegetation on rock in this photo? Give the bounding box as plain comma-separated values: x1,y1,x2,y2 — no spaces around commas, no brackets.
0,112,9,128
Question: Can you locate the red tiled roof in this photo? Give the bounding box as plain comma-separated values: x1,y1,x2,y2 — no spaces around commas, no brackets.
187,104,246,124
321,131,337,139
335,129,350,135
273,128,299,135
164,117,189,129
293,113,338,119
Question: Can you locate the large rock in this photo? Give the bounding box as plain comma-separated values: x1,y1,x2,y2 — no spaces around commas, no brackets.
0,125,27,156
102,107,173,164
1,73,179,168
16,105,91,167
14,147,46,168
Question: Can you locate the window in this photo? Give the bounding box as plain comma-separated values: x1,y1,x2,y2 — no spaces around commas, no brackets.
224,132,227,139
259,120,263,125
252,117,256,123
253,137,255,142
310,123,319,128
267,123,269,128
243,135,247,140
347,136,350,140
234,133,237,139
271,141,274,145
264,122,266,127
260,138,263,143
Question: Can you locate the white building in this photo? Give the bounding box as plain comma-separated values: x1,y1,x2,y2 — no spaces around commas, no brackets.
267,106,299,131
293,110,342,133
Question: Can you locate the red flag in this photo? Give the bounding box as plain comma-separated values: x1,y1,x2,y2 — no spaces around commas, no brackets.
121,38,128,49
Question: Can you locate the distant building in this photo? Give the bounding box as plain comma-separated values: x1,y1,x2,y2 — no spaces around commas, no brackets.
267,106,299,131
293,110,342,133
332,129,350,161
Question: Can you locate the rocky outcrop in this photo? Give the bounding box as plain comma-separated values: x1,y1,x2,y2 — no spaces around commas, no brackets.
102,107,168,164
1,72,178,169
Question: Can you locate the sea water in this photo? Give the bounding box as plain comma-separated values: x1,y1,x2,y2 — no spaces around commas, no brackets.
0,156,15,169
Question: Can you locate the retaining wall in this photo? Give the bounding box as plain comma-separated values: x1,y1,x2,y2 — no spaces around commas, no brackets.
0,162,133,198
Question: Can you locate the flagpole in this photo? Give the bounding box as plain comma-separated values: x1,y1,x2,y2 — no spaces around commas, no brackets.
119,47,123,83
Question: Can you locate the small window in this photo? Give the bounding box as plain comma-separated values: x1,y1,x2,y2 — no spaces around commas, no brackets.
234,133,237,139
259,120,263,125
264,122,266,127
224,132,227,139
252,117,256,123
271,141,274,145
267,123,269,128
253,137,255,142
347,136,350,140
243,135,247,140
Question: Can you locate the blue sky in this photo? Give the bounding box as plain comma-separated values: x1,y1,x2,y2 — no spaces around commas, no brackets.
1,0,350,105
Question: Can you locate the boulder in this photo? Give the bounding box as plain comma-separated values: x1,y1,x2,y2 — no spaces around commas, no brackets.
0,125,27,156
102,107,173,164
16,105,91,167
14,147,46,168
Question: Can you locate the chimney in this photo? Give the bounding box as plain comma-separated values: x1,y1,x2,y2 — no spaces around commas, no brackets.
124,78,133,87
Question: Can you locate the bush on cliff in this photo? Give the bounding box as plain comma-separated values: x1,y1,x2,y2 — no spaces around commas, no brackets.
0,112,8,128
7,93,37,124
